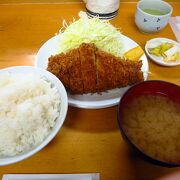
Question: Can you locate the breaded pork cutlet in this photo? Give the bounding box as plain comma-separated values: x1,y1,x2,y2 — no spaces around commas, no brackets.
113,59,129,87
48,53,70,88
127,60,143,84
79,43,97,93
117,59,143,86
47,43,144,94
67,48,84,94
95,49,143,91
95,49,117,92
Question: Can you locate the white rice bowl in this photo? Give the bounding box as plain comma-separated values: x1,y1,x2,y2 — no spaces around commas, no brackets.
0,66,68,166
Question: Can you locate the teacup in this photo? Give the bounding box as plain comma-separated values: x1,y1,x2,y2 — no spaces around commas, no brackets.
135,0,173,33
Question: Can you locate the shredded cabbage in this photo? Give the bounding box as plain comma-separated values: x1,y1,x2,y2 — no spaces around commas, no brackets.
57,11,125,57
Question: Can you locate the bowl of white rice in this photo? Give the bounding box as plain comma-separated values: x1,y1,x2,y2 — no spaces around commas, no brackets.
0,66,68,166
118,80,180,167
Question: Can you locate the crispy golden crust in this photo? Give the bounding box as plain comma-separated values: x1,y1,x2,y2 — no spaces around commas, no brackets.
47,55,61,77
79,43,97,93
95,50,116,92
67,49,84,94
95,49,144,91
113,58,129,88
47,43,144,94
48,53,70,88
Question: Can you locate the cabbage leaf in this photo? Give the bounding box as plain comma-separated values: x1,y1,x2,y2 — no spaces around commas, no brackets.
57,11,125,57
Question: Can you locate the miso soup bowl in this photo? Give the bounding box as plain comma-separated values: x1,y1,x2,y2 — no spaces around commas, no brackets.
135,0,173,33
118,80,180,167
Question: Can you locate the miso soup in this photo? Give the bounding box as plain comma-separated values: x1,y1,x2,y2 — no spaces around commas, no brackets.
122,94,180,163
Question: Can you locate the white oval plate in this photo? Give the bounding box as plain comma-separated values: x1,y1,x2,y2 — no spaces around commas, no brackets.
145,38,180,67
35,35,149,109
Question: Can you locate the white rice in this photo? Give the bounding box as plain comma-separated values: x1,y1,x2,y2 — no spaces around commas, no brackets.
0,73,61,157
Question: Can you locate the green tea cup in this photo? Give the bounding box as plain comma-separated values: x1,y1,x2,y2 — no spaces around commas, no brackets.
135,0,173,33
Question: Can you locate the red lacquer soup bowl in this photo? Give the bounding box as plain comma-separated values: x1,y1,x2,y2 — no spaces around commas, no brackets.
118,80,180,167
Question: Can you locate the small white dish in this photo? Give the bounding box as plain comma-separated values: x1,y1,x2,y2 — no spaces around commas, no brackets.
145,38,180,66
0,66,68,166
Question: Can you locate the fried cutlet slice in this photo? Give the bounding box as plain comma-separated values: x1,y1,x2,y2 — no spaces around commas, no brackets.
47,55,60,77
113,58,130,87
95,49,116,92
132,61,144,83
48,53,70,88
67,48,84,94
134,61,144,83
121,60,144,85
95,49,144,92
96,50,130,91
79,43,97,93
111,56,144,87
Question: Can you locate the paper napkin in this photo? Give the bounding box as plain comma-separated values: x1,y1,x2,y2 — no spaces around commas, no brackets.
169,16,180,42
2,173,100,180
